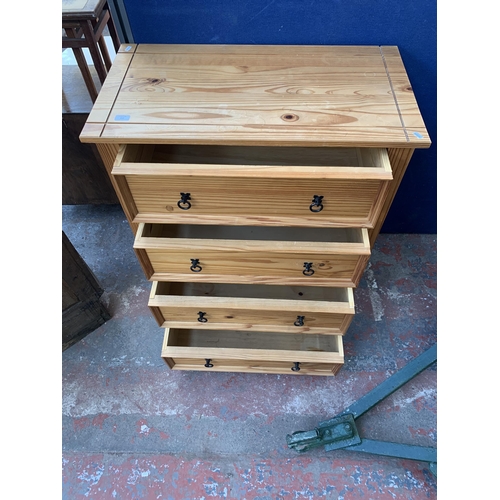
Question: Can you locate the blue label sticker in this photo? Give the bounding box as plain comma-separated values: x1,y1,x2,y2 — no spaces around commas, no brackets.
413,131,423,139
115,115,130,121
125,46,132,52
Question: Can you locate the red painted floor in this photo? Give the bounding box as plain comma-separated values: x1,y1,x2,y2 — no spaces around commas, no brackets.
62,205,437,499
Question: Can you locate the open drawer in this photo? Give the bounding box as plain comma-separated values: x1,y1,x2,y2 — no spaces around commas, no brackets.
161,328,344,376
149,281,354,334
135,223,370,287
112,144,392,228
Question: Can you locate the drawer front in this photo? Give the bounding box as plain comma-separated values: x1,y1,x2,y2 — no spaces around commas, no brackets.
164,357,343,376
112,144,392,228
162,328,344,376
135,224,370,287
125,176,387,228
142,249,367,287
149,282,355,334
154,307,352,334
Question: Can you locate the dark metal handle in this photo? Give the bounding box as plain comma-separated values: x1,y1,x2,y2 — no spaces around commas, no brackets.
303,262,314,276
198,311,208,323
291,362,301,372
204,358,213,368
309,195,324,213
177,192,192,210
294,315,305,327
190,259,202,272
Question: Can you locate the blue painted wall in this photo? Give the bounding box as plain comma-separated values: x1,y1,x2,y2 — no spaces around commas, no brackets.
121,0,436,233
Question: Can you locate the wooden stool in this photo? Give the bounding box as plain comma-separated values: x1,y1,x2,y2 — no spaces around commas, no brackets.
62,0,121,102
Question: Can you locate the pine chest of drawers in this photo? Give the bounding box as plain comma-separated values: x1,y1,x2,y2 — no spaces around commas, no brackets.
80,44,430,376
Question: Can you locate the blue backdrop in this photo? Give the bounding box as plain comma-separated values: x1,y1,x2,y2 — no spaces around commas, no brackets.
121,0,436,233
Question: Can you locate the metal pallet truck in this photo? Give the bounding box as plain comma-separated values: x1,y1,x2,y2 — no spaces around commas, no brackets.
286,343,437,477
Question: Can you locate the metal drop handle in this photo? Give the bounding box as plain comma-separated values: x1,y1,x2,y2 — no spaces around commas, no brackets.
204,359,214,368
303,262,314,276
309,195,324,213
294,315,305,327
177,192,192,210
198,311,208,323
291,362,301,372
190,259,202,272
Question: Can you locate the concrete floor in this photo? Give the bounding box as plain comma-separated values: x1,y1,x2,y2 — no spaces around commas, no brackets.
62,204,437,499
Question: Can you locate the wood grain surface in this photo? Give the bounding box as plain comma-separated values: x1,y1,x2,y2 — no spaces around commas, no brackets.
134,223,370,286
161,328,343,375
148,281,354,334
80,44,431,148
112,144,392,227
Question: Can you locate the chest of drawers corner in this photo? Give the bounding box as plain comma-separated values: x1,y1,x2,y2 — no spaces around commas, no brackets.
80,43,431,376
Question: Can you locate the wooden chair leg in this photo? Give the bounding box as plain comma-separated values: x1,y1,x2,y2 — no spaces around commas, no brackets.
81,19,107,84
98,34,112,71
64,27,98,102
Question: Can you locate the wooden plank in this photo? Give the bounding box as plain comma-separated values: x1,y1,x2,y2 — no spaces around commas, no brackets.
147,272,358,288
154,319,350,335
114,144,392,179
134,224,370,254
163,328,343,360
151,281,353,310
150,291,353,314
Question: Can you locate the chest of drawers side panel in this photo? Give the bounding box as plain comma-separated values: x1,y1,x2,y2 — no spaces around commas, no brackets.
368,148,415,245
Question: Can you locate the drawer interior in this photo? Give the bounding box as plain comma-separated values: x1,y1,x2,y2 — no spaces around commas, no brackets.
122,144,387,169
141,223,365,244
167,329,342,352
155,281,351,304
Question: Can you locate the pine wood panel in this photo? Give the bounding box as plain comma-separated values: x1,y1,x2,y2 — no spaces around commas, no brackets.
161,328,344,375
165,358,342,376
80,44,431,148
152,311,352,335
126,176,385,228
136,224,370,253
135,223,370,287
162,328,344,374
144,250,364,287
116,144,392,178
95,142,139,234
148,281,354,334
368,148,415,245
112,144,392,227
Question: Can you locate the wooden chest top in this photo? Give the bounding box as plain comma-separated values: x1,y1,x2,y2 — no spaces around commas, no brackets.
80,44,430,148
